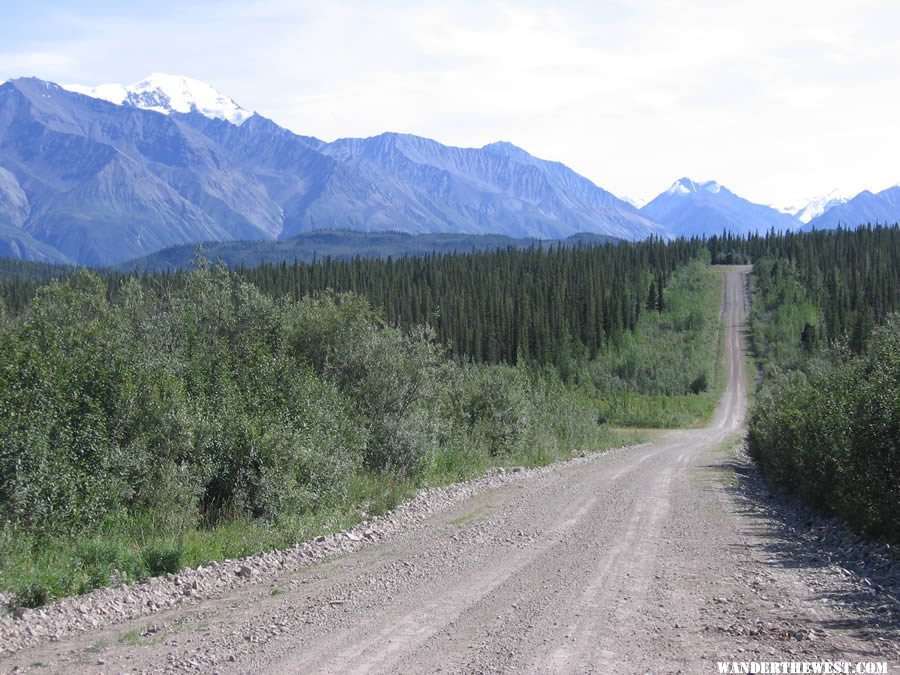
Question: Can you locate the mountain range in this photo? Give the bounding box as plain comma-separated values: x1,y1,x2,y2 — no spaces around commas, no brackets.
0,75,660,265
639,178,800,237
780,188,850,224
801,186,900,231
118,230,620,273
0,73,897,266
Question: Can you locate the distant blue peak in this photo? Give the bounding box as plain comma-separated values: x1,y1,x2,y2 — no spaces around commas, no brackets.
482,141,530,157
370,131,417,142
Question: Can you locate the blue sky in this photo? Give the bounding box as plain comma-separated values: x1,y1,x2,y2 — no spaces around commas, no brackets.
2,0,899,208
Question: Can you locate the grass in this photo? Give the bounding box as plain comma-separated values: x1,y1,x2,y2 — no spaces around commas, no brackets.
0,499,367,608
84,639,109,654
119,622,174,647
120,629,143,646
605,427,653,447
594,262,728,429
597,389,721,429
119,628,160,647
0,421,644,610
119,615,238,649
717,463,741,489
717,436,745,489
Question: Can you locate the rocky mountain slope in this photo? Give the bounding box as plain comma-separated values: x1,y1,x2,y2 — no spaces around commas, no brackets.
0,76,662,265
641,178,802,237
805,185,900,230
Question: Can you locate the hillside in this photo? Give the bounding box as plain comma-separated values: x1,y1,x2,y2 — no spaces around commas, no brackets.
118,230,620,272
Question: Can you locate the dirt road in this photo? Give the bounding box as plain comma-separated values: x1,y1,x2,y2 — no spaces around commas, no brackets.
4,267,898,673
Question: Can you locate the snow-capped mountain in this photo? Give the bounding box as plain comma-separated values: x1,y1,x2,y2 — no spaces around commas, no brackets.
64,73,253,125
780,189,852,224
640,177,801,237
804,185,900,231
0,76,662,265
667,178,723,196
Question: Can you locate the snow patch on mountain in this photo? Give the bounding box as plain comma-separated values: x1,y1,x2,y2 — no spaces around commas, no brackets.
779,189,853,223
64,73,252,125
667,179,693,195
621,194,649,209
666,178,722,196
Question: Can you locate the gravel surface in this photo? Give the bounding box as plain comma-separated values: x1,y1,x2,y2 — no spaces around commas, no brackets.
2,267,898,674
0,456,607,659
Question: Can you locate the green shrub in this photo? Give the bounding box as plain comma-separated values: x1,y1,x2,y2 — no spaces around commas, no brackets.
0,261,613,602
455,365,534,458
12,582,49,609
142,541,183,576
748,317,900,542
689,372,708,395
72,538,145,591
284,293,445,473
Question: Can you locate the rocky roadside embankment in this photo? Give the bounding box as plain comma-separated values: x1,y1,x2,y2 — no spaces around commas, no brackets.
0,447,636,658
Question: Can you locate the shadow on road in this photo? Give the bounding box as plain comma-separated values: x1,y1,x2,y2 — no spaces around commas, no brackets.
707,449,900,648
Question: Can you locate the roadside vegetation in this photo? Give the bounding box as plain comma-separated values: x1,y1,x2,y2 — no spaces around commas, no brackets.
590,258,725,428
6,225,894,606
0,260,646,608
743,226,899,543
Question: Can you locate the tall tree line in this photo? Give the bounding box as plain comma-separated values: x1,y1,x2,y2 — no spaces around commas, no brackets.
709,225,899,350
1,226,896,365
742,225,900,542
0,258,75,316
233,239,700,367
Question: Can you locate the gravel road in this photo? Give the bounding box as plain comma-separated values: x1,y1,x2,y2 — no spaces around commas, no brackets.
3,267,898,674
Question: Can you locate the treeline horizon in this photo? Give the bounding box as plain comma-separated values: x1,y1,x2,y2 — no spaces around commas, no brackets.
3,225,897,368
711,225,898,352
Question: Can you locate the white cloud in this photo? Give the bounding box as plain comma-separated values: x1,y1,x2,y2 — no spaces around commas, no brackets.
0,50,76,76
2,0,899,207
